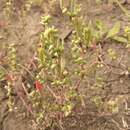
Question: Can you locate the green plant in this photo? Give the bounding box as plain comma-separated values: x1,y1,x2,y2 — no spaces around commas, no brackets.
28,14,82,128
0,69,5,81
4,43,17,111
4,0,13,20
124,26,130,47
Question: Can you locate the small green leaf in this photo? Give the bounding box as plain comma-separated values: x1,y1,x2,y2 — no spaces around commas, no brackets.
92,96,103,108
95,20,103,30
0,69,5,80
107,100,119,113
96,0,102,4
107,48,117,60
106,22,121,39
62,103,73,117
38,47,45,65
60,57,65,73
112,36,128,43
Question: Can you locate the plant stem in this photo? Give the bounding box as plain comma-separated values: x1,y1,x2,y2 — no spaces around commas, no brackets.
115,0,130,18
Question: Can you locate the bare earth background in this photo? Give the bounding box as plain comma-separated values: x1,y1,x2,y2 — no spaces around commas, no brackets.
0,0,130,130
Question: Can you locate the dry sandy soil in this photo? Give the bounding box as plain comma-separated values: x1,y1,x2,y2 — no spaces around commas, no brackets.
0,0,130,130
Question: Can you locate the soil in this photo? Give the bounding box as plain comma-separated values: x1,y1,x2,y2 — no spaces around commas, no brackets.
0,0,130,130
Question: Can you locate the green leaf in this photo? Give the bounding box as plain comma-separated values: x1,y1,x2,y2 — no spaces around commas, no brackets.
62,103,73,117
38,47,45,65
96,0,102,4
112,36,128,43
92,96,103,108
107,48,117,60
107,100,119,113
106,22,121,39
60,57,65,73
0,69,5,80
95,20,103,30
